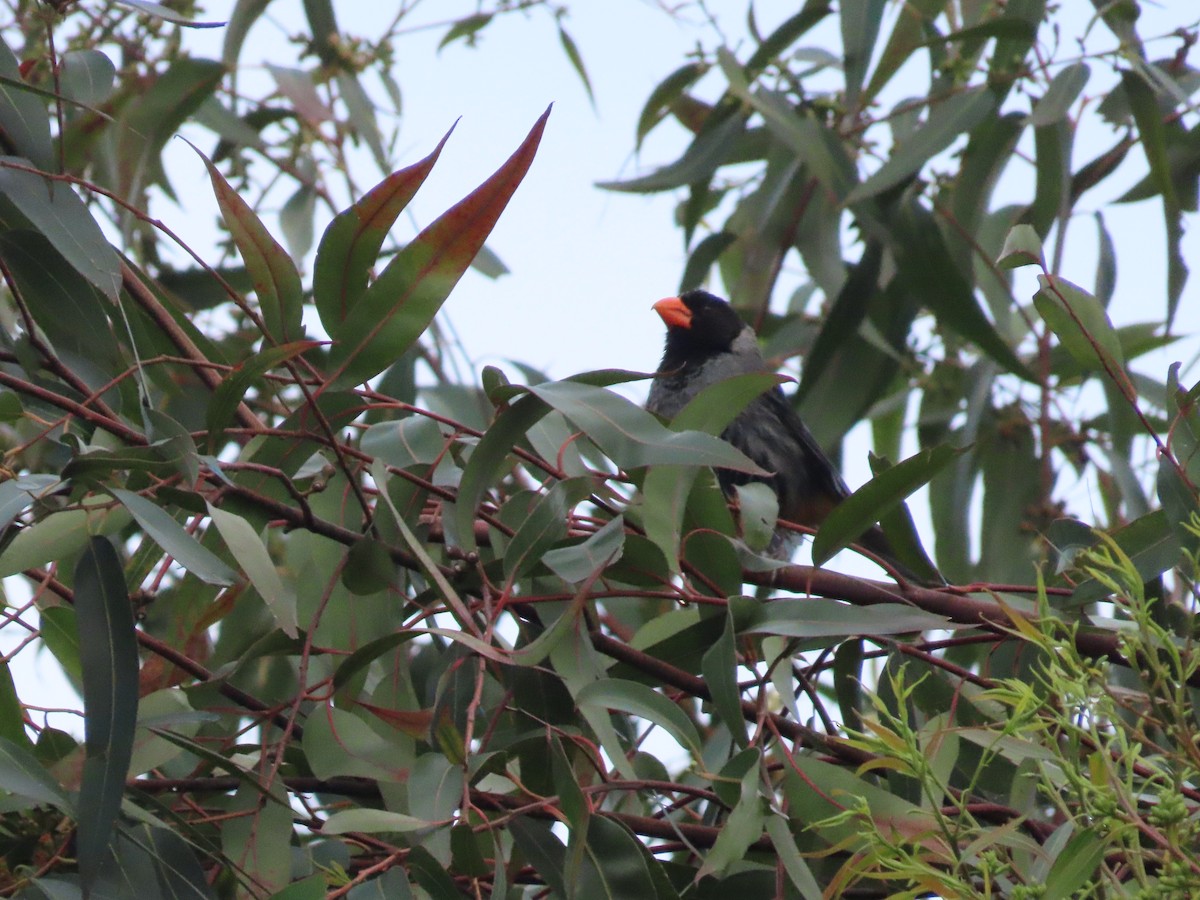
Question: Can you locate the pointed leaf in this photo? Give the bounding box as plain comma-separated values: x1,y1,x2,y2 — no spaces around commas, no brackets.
323,809,436,834
1034,274,1127,379
556,24,594,107
74,537,138,894
813,444,964,566
701,611,747,747
111,0,225,25
223,0,272,66
597,110,747,194
0,737,72,811
998,223,1045,269
842,0,886,107
765,813,822,899
525,379,767,473
111,488,236,585
1030,62,1090,127
575,678,702,759
206,340,320,448
699,751,764,879
114,58,224,201
847,87,995,203
313,126,453,330
0,36,52,170
206,502,298,636
328,107,550,385
1043,827,1105,899
196,145,304,343
744,598,954,639
576,817,658,899
635,62,707,149
0,160,121,300
543,515,626,583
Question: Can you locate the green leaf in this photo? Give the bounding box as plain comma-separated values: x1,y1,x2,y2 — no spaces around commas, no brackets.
437,13,493,51
524,380,767,473
1031,62,1090,127
223,0,272,66
508,818,568,898
701,611,746,747
323,809,435,834
1122,69,1178,209
1072,511,1179,604
0,473,63,534
221,780,292,895
699,750,765,879
0,230,122,373
576,817,659,899
744,598,954,639
556,23,594,108
114,58,225,201
998,223,1045,269
111,0,225,26
846,87,996,203
206,340,321,448
1093,211,1117,307
765,814,822,899
206,502,298,637
409,753,464,828
542,515,626,583
0,36,53,170
195,143,304,344
279,181,317,262
635,62,707,150
1033,274,1127,378
597,109,748,194
734,482,779,553
1156,460,1200,556
501,482,576,579
1042,827,1105,900
337,70,388,172
890,201,1033,380
328,107,550,385
302,703,410,781
0,159,121,300
680,231,736,292
452,392,547,553
812,444,963,567
0,500,130,578
361,415,449,468
0,737,73,811
302,0,340,64
111,488,236,585
863,0,945,104
842,0,886,108
575,678,702,760
313,126,453,332
0,661,28,749
74,537,139,894
798,241,882,400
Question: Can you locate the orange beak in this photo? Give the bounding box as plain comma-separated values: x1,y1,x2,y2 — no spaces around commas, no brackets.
652,296,692,329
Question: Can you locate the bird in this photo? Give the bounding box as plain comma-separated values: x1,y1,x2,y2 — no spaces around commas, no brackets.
646,289,930,582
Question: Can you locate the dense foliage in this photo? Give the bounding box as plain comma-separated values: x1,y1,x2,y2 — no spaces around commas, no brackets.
0,1,1198,897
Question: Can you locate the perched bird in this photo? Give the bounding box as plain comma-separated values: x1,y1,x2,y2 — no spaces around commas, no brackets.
647,289,926,581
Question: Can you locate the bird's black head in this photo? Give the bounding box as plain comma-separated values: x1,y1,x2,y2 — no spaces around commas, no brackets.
653,290,745,368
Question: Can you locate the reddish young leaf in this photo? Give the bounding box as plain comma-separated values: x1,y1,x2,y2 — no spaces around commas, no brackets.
313,123,455,331
194,142,304,344
327,105,551,386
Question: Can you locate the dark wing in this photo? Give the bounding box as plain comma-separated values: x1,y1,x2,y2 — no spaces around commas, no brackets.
717,386,850,527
